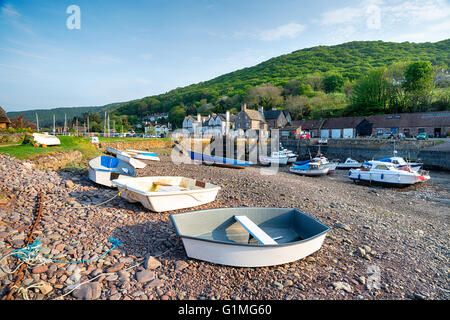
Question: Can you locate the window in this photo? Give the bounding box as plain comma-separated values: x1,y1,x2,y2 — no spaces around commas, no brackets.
375,165,388,170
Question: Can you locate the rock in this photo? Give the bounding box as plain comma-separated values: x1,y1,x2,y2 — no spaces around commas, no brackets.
105,274,119,281
305,256,316,263
358,276,366,285
38,281,53,295
32,266,49,274
175,260,189,271
65,180,75,189
284,279,294,287
273,282,284,290
332,281,353,293
72,282,102,300
335,223,351,231
144,255,161,270
145,279,164,289
106,263,124,273
136,270,155,283
358,247,366,256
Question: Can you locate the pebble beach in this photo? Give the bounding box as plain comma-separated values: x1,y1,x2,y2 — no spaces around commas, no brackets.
0,152,449,300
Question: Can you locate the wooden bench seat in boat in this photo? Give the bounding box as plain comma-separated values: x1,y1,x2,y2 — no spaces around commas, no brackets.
234,215,278,245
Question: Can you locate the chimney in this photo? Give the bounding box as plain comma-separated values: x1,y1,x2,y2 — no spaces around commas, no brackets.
241,103,247,111
258,107,264,115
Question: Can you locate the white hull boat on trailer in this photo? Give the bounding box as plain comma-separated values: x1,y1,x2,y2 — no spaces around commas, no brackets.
88,156,136,187
170,207,330,267
126,149,160,161
32,133,60,146
349,161,430,186
259,152,289,166
336,158,363,169
290,162,330,176
112,176,221,212
106,147,147,169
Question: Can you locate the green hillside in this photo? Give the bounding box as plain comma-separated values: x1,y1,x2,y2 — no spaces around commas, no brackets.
114,40,449,122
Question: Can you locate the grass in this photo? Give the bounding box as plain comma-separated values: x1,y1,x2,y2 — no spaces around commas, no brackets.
98,137,171,143
0,135,173,161
0,136,101,161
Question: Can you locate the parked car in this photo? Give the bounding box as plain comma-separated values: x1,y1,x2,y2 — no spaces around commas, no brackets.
416,133,428,140
299,132,311,139
318,138,328,144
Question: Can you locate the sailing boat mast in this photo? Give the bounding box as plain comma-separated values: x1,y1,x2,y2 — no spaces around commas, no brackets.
36,113,39,132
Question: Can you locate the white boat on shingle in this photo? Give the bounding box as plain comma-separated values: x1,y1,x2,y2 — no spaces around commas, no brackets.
112,176,221,212
170,207,330,267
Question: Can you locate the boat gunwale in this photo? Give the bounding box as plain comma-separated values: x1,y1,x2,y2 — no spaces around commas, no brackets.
170,207,331,248
111,176,221,196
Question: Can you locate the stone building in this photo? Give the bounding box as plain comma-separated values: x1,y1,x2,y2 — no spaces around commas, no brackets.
0,106,11,129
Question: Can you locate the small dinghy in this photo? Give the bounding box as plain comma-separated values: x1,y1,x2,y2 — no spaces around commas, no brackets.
106,147,147,169
349,161,430,186
126,149,160,161
336,158,363,169
32,133,60,146
88,156,136,187
259,152,289,166
170,207,330,267
311,155,337,173
289,161,330,176
111,176,221,212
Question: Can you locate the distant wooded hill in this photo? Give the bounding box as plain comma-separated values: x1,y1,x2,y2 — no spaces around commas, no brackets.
6,102,125,127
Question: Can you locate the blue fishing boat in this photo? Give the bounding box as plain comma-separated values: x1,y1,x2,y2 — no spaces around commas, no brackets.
189,150,252,169
290,161,330,176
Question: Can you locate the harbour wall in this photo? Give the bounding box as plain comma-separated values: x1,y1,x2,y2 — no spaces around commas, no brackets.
281,139,450,171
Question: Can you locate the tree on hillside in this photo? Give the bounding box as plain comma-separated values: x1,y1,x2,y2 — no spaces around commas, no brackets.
350,67,391,115
168,106,186,128
323,73,345,93
247,84,283,110
284,95,311,120
403,61,435,112
303,74,324,91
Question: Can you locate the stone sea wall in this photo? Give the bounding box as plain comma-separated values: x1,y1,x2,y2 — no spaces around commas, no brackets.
282,139,450,171
31,150,83,171
98,139,173,151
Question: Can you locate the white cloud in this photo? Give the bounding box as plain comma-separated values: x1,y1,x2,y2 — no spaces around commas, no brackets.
258,23,306,42
1,3,20,17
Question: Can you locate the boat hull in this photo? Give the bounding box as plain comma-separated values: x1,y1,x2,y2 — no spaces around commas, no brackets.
290,167,330,176
88,156,136,187
349,170,430,185
112,176,221,212
259,156,289,166
32,133,60,146
170,207,330,267
189,151,251,168
180,233,327,267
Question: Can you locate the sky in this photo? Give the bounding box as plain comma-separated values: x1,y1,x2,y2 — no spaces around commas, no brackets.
1,0,449,112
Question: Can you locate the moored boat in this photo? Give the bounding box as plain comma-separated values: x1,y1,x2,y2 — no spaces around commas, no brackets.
188,150,252,169
126,149,160,161
170,207,330,267
259,152,289,166
88,156,136,187
32,133,60,146
289,161,330,176
106,147,147,169
349,161,430,186
336,158,363,169
111,176,221,212
375,156,423,172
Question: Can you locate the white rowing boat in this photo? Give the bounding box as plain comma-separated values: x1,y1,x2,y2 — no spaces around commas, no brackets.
106,147,147,169
32,133,60,146
88,156,136,187
111,176,221,212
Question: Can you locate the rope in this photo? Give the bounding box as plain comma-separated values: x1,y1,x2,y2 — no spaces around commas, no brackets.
0,238,123,269
69,192,121,209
